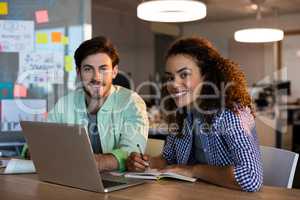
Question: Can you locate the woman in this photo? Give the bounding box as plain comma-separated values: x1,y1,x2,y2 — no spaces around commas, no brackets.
126,37,263,192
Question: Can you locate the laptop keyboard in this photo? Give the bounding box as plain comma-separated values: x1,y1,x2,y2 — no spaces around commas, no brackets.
102,179,126,188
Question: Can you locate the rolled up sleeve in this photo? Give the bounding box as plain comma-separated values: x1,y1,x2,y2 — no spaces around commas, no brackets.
116,93,149,171
222,110,263,192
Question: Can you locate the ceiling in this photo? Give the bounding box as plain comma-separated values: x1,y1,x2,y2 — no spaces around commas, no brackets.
94,0,300,22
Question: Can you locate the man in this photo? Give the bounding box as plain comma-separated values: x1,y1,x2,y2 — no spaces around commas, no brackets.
47,36,149,172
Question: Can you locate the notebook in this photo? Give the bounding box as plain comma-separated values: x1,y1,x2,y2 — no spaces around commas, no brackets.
0,159,36,174
125,169,197,182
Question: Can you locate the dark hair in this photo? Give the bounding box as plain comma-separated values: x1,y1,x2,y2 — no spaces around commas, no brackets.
74,36,119,69
161,37,254,133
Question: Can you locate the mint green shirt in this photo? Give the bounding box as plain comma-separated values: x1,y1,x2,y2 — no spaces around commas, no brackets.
47,85,149,171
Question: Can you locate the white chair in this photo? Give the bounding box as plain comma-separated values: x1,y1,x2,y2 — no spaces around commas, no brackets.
145,138,165,157
260,146,299,188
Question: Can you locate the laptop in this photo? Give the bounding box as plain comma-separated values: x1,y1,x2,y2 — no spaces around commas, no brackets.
20,121,144,193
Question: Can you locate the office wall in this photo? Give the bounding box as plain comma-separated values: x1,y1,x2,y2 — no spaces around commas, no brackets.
183,13,300,90
281,34,300,99
91,2,155,93
228,40,265,85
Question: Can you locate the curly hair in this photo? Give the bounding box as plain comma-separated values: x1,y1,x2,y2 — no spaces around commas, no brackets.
161,37,254,133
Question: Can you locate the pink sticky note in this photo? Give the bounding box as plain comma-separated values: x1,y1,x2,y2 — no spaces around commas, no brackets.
14,84,27,97
43,112,48,119
35,10,49,24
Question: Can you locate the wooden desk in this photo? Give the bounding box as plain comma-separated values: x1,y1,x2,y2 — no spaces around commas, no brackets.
1,174,300,200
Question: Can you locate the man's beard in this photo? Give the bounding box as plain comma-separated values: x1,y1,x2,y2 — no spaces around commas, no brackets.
83,80,111,100
83,86,101,100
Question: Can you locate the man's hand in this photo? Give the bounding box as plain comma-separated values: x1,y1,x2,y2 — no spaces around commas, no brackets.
126,152,150,172
94,154,119,171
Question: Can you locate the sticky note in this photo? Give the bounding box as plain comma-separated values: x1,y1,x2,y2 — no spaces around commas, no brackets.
36,33,48,44
65,55,72,64
51,32,62,43
0,2,8,15
0,82,13,99
43,112,48,119
65,63,73,72
14,84,27,97
35,10,49,24
62,36,69,45
64,55,73,72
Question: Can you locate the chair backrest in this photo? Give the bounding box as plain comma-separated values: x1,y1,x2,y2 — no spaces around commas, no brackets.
260,146,299,188
145,138,165,157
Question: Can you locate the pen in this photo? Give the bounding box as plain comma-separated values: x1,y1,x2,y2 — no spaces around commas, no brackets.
137,144,149,167
137,144,144,159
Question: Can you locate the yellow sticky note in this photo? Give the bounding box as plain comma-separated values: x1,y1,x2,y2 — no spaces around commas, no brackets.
62,36,69,45
65,55,72,64
0,2,8,15
36,33,48,44
65,63,73,72
51,32,62,43
64,56,73,72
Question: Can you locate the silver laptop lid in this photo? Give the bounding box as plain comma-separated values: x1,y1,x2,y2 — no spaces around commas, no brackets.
20,121,104,192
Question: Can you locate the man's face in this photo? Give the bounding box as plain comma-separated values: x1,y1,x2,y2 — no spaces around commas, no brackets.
78,53,118,99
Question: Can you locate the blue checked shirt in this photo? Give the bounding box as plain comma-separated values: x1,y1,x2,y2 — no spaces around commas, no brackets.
162,107,263,192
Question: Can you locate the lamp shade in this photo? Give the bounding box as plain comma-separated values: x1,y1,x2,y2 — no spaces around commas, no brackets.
234,28,284,43
137,0,206,23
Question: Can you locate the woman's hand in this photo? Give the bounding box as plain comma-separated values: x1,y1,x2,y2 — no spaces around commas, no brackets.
126,152,150,172
160,165,195,178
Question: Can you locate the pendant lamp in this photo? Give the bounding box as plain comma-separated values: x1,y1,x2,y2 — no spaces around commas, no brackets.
137,0,206,23
234,0,284,43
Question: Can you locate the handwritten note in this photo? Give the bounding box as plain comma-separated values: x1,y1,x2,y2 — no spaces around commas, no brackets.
18,51,64,84
0,20,34,52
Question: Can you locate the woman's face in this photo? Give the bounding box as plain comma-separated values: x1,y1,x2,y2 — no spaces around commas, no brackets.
164,54,203,108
